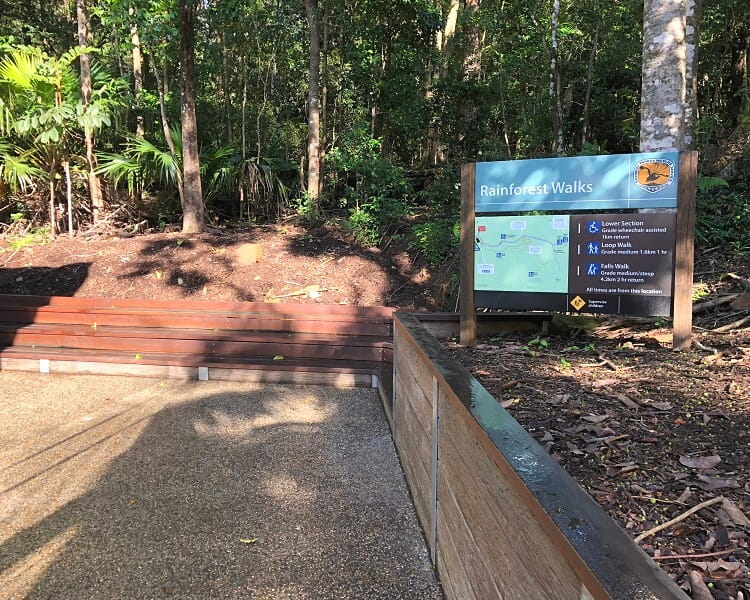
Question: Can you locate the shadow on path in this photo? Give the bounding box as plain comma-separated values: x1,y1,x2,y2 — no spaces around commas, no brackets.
0,377,442,599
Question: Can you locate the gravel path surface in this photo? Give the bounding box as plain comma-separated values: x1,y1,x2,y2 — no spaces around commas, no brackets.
0,373,442,599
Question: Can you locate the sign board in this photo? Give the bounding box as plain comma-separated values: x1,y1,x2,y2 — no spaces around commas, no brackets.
459,152,697,349
474,213,676,316
475,152,679,212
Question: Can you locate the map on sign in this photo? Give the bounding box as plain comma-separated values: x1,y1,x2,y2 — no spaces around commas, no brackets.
475,215,570,293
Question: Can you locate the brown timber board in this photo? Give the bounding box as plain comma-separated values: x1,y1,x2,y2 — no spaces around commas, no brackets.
437,390,583,600
392,312,689,600
0,346,382,374
2,331,386,363
0,308,392,337
0,294,395,318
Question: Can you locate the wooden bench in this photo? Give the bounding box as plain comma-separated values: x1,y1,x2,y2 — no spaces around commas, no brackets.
0,295,394,387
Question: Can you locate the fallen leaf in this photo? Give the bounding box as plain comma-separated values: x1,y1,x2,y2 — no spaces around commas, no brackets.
698,474,740,491
155,270,162,280
676,487,693,504
689,559,739,573
582,414,609,424
591,378,618,388
273,355,284,360
614,393,640,409
647,401,673,411
548,394,570,405
540,431,554,442
721,497,750,527
714,524,730,547
91,322,97,330
689,568,718,599
679,455,722,470
500,398,515,408
239,538,257,544
134,354,142,360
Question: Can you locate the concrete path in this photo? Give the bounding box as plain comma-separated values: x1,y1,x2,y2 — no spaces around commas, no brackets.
0,373,442,599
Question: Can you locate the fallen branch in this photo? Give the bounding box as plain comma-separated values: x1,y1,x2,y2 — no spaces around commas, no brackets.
693,340,718,354
581,354,618,371
725,272,750,291
633,496,724,543
712,314,750,333
692,293,741,314
651,547,736,561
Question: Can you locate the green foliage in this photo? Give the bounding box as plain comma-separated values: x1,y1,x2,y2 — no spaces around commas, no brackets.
410,218,459,266
327,130,410,247
695,184,750,254
4,225,49,249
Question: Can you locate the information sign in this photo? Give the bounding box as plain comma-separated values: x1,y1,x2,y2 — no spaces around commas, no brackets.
474,213,676,316
475,152,679,212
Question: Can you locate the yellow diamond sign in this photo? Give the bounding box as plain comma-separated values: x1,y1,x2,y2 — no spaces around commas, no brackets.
570,296,586,311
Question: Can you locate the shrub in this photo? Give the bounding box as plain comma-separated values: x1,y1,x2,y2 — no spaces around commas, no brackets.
410,218,460,265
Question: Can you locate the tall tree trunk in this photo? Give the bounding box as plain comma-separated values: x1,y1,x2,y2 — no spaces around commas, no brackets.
305,0,321,205
581,18,600,147
549,0,564,155
240,54,247,219
150,52,183,204
319,0,329,196
77,0,104,222
462,0,482,78
130,10,144,139
48,169,56,238
742,32,750,131
179,0,204,233
640,0,701,151
221,34,232,144
63,160,73,238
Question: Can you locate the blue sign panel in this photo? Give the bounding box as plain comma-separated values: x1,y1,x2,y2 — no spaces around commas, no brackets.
475,152,679,213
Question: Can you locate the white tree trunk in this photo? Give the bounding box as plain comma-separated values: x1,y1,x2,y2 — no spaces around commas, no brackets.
640,0,700,151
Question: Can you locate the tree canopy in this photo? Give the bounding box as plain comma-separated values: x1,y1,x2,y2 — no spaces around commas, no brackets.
0,0,747,250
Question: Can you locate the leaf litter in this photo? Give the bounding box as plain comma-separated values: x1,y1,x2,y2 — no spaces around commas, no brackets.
446,320,750,599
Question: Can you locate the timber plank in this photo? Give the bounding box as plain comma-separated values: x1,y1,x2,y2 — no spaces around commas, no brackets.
394,362,433,435
0,309,391,337
0,322,391,348
437,391,582,600
0,293,395,318
2,330,386,363
0,346,381,374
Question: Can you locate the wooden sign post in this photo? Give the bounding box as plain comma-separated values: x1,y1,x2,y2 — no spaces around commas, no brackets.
460,163,477,347
672,151,697,350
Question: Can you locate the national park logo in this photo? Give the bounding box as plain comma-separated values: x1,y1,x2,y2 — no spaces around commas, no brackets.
634,157,675,193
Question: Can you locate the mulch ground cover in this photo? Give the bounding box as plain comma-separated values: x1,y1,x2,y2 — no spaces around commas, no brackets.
446,258,750,599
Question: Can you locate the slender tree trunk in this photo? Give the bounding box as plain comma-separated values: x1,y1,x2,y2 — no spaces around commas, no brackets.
221,35,232,144
77,0,104,222
581,18,600,147
305,0,321,205
63,160,73,238
640,0,701,151
742,32,750,131
130,10,144,139
179,0,204,233
240,54,247,219
150,52,184,204
550,0,564,155
319,0,329,196
48,170,56,238
462,0,482,78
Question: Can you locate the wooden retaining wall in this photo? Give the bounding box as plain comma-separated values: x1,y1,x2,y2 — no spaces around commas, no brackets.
389,312,689,600
0,294,393,387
